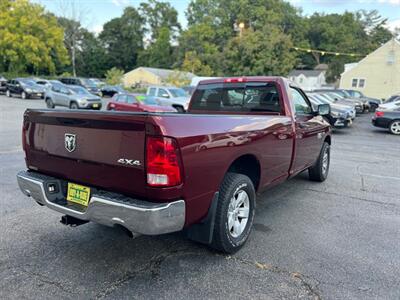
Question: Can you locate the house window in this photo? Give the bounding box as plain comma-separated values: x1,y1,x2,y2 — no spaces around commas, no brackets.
387,50,395,65
351,78,366,88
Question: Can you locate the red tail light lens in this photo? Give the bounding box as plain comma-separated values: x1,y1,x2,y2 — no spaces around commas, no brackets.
146,136,182,187
375,111,384,117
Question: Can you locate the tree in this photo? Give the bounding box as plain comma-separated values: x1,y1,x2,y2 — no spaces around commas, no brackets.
165,70,191,87
139,0,181,40
222,26,296,76
100,7,145,72
105,67,124,85
182,51,212,76
0,0,68,73
138,27,173,68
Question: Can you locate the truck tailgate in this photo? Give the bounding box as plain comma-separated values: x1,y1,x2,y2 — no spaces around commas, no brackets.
23,110,148,198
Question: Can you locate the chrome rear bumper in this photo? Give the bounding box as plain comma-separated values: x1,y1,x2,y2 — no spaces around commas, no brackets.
17,171,185,235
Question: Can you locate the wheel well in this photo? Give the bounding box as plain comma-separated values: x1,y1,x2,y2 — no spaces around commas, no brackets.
227,154,261,191
324,135,331,145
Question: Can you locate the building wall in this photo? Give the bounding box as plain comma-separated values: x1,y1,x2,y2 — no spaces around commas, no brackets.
122,68,161,87
340,39,400,99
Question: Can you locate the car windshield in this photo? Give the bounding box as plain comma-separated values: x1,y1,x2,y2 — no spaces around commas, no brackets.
70,86,91,95
136,95,158,105
82,78,97,87
169,88,187,98
20,79,36,86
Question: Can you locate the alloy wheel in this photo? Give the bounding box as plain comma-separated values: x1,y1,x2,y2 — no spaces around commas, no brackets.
390,121,400,135
227,189,250,238
322,147,330,176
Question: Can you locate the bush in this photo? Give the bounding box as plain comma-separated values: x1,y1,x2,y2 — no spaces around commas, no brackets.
105,67,124,85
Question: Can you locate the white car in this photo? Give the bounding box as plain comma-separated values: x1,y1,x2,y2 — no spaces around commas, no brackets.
378,100,400,111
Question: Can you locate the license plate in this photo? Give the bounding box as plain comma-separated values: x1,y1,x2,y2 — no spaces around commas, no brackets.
67,183,91,206
93,103,99,108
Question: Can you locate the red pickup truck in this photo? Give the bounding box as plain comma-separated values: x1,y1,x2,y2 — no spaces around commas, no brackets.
17,77,332,253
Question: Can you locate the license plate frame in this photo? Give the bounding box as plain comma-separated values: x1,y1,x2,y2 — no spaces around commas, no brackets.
67,183,91,206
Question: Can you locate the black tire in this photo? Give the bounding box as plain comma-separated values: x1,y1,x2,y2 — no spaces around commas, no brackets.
46,98,55,109
70,102,79,109
211,172,256,253
370,104,378,112
389,120,400,135
308,142,330,182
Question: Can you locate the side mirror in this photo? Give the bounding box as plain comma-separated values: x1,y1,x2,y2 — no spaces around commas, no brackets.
317,104,330,116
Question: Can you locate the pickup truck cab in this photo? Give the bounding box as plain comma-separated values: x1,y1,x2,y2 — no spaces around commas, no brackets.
17,77,331,253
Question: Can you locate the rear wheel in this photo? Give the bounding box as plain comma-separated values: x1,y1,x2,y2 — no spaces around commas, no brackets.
389,120,400,135
70,102,79,109
309,142,330,182
6,90,11,97
211,172,256,253
370,104,378,112
21,92,27,99
46,98,55,109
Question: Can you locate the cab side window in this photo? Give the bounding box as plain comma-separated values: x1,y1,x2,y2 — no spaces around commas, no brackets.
117,95,127,102
126,96,136,104
290,88,312,115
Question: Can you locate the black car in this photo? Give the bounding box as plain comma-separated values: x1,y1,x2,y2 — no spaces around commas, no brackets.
59,77,101,96
0,75,7,93
372,108,400,135
100,85,126,97
6,78,45,99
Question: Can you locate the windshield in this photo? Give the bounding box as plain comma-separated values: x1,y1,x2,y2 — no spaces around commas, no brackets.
70,86,91,95
82,78,97,87
20,79,36,86
169,88,187,98
136,95,158,105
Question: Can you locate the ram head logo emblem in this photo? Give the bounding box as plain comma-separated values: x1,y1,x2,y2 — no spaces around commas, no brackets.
65,133,76,152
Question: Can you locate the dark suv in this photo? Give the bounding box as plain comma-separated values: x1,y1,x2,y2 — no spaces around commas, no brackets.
59,77,101,96
6,78,45,99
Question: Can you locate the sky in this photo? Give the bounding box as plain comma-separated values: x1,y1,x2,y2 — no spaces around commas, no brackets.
33,0,400,34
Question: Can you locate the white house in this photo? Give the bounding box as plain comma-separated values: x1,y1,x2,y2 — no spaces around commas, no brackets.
288,68,327,91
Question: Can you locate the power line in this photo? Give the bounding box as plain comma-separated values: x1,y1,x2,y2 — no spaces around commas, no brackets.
292,47,364,57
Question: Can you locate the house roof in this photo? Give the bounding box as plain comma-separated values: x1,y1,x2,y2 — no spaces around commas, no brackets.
288,70,325,77
138,67,196,79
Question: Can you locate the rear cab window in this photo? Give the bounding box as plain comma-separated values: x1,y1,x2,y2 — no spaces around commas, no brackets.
190,81,283,114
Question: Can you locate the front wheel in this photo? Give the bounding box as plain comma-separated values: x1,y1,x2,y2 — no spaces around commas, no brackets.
211,172,256,253
6,90,11,97
21,92,27,99
389,120,400,135
309,142,330,182
70,102,79,109
46,98,55,109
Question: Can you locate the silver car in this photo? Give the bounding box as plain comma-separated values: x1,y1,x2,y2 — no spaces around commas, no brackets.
45,82,102,110
146,86,190,112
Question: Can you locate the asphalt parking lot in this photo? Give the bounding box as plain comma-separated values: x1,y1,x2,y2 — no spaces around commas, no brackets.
0,95,399,299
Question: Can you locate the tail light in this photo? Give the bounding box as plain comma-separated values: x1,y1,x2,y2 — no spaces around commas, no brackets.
375,111,384,117
146,136,182,187
22,122,28,152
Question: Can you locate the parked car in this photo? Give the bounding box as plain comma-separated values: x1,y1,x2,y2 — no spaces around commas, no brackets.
59,77,102,96
308,93,354,127
101,85,127,97
316,91,364,113
0,75,7,93
344,89,382,112
146,86,190,112
384,94,400,104
6,78,45,99
45,81,102,110
372,108,400,135
107,94,177,112
378,99,400,111
17,76,332,253
315,89,368,112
